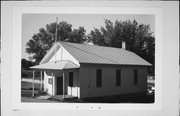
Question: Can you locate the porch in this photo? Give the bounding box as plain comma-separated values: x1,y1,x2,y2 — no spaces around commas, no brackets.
30,60,80,100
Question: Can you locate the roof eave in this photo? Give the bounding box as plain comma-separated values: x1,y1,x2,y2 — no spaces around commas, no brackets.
79,62,152,67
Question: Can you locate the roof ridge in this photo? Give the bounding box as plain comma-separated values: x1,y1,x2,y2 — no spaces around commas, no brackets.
60,41,126,51
60,42,120,64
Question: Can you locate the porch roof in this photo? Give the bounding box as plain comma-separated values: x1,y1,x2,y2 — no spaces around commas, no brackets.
30,60,79,70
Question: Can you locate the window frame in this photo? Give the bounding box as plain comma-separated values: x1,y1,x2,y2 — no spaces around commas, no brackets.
48,78,53,85
96,69,102,88
134,69,138,85
116,69,121,87
69,72,73,87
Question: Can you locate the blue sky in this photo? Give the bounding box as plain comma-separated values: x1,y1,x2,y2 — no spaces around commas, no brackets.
22,14,155,60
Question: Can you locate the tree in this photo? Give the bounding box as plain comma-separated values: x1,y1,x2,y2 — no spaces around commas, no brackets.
89,19,155,75
21,59,36,70
26,21,86,64
68,27,86,43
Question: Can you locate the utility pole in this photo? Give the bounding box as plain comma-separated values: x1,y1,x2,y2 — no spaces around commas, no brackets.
55,17,58,43
55,17,58,62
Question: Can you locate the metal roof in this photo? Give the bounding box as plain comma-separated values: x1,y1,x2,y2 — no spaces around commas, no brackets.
59,42,152,66
30,60,80,70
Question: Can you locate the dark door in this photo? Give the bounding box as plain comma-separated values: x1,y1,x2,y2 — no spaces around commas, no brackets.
56,77,63,95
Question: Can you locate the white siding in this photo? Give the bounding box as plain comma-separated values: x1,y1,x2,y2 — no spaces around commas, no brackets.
43,43,80,96
44,70,62,95
49,44,80,66
66,70,80,97
44,69,80,97
79,64,147,98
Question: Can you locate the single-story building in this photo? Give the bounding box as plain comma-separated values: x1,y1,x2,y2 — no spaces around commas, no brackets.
31,41,151,99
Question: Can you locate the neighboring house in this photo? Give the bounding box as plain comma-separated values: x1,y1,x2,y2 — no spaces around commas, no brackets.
31,42,151,99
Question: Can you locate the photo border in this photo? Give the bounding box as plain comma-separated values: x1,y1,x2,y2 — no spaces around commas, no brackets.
12,6,162,110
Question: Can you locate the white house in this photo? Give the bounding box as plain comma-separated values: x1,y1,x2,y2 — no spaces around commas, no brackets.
31,41,151,99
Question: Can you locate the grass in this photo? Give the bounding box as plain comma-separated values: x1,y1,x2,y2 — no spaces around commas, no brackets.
21,86,154,103
21,81,55,102
21,81,40,90
21,77,155,103
81,93,154,103
21,89,154,103
21,96,57,103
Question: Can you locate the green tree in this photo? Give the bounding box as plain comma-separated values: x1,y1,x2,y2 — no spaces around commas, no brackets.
26,21,86,64
89,19,155,75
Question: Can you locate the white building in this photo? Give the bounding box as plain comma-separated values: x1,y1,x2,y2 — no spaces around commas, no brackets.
31,42,151,99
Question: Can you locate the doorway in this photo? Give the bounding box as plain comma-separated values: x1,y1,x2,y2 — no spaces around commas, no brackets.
56,77,63,95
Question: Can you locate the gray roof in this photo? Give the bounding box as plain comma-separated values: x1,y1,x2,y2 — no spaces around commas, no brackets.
31,60,79,70
59,42,151,66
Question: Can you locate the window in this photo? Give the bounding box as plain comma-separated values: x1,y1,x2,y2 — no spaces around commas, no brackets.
116,70,121,86
48,78,53,84
69,72,73,87
134,69,138,85
96,69,102,87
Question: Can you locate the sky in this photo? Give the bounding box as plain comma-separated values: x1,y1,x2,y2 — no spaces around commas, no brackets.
22,14,155,60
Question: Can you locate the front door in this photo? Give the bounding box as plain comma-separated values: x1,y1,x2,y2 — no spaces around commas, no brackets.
56,77,63,95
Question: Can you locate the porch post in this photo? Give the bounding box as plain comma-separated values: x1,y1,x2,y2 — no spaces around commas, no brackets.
63,72,65,100
32,70,35,97
40,71,43,91
52,73,54,96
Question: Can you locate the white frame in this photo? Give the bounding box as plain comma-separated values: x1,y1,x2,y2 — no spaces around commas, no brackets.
12,6,163,110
